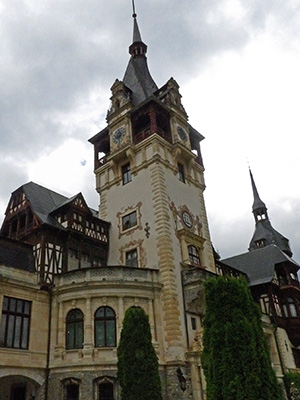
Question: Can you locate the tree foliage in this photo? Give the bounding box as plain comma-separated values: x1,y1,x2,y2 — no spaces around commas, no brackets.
117,306,162,400
201,276,283,400
284,372,300,399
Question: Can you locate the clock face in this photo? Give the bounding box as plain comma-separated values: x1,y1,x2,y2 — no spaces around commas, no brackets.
177,126,188,142
182,211,193,228
112,126,126,144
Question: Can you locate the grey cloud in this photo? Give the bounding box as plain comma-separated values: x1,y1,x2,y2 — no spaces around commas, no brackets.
210,198,300,265
0,0,299,261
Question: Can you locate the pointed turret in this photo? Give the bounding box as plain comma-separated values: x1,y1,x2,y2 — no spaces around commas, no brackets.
250,168,268,223
248,169,292,257
123,11,158,106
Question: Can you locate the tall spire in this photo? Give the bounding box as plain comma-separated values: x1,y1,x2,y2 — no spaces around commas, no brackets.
249,168,268,222
132,14,142,43
248,169,292,256
123,4,158,106
132,0,142,43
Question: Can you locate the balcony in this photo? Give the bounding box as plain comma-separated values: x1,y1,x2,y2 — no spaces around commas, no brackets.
133,126,171,145
54,265,161,289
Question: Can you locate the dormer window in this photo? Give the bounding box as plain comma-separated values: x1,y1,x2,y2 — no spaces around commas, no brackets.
255,239,266,248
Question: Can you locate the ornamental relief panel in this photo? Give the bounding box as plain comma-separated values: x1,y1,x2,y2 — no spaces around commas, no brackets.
169,201,202,236
116,201,143,239
119,238,146,268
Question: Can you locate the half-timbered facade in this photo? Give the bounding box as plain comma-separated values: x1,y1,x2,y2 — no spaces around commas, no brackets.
1,182,110,284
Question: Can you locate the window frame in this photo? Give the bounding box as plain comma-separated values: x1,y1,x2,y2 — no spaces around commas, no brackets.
66,309,84,350
287,297,298,318
66,384,79,400
0,296,31,350
98,382,114,400
94,306,116,348
122,163,132,185
188,245,201,266
122,211,137,232
125,248,138,268
62,378,81,400
178,163,185,183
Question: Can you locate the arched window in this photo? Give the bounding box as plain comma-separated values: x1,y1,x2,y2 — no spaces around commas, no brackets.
95,307,116,347
188,245,201,266
94,377,116,400
62,378,81,400
99,382,114,400
66,309,84,350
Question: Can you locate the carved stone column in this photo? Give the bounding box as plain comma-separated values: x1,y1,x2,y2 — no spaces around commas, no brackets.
83,297,93,359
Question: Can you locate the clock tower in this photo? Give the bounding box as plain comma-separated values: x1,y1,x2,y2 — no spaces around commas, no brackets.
89,11,215,398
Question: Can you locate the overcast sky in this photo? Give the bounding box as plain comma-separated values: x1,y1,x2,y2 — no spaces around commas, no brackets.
1,0,300,261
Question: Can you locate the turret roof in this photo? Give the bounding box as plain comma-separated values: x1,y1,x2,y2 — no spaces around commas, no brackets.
123,12,158,106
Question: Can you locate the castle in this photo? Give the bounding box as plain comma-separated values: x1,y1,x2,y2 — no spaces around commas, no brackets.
0,10,299,400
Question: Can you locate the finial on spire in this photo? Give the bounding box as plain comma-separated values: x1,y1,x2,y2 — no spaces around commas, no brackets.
132,0,137,18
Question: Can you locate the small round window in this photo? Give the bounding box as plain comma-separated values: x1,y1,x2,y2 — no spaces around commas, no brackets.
182,211,193,228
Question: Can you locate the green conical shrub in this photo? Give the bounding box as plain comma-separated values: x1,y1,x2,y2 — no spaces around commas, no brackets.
117,306,162,400
201,276,283,400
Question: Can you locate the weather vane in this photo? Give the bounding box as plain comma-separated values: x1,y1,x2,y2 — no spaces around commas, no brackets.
132,0,137,18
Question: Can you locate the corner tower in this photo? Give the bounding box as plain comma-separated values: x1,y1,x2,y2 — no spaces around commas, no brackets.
249,169,292,256
89,11,215,395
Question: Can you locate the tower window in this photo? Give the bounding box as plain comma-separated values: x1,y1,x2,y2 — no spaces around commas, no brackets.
191,317,197,330
178,163,185,183
0,296,31,349
66,309,84,349
122,211,137,231
94,306,116,347
188,245,201,266
125,248,138,268
122,163,132,185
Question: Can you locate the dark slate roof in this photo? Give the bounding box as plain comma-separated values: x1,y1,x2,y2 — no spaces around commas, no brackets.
132,14,142,42
23,182,68,215
249,219,291,255
0,237,35,272
123,56,158,106
22,182,69,229
189,124,204,142
122,15,158,106
222,244,299,286
250,169,266,211
20,182,98,229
